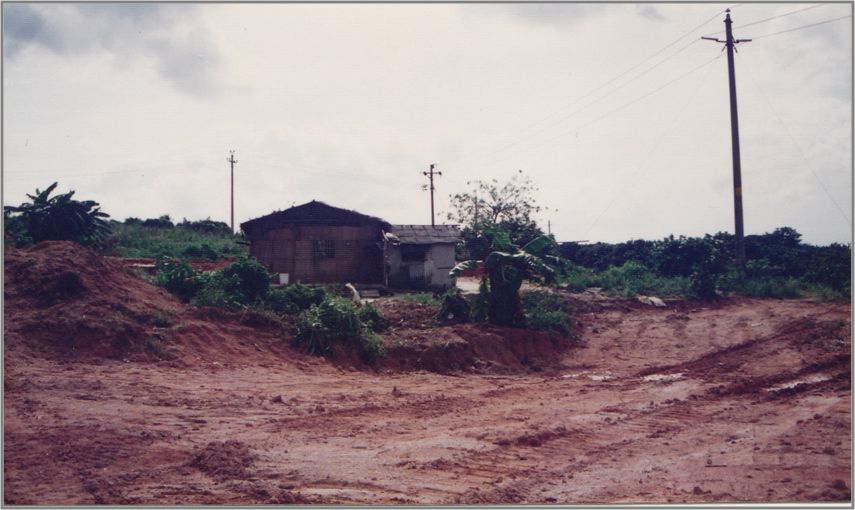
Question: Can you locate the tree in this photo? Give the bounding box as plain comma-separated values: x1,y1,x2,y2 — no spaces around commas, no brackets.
447,171,549,259
450,233,559,327
4,182,111,246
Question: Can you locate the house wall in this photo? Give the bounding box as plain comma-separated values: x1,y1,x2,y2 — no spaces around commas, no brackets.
249,223,383,283
388,243,457,289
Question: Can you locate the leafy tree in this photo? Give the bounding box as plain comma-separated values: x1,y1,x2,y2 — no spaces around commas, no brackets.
3,182,111,246
450,233,558,327
142,215,174,228
447,171,551,259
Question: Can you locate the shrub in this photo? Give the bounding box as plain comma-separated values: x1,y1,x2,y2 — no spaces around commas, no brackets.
435,288,471,324
521,290,569,336
265,283,326,314
357,302,389,331
296,296,385,361
470,278,490,323
561,264,595,292
738,277,802,299
593,261,690,298
154,258,203,301
218,257,271,304
189,272,244,310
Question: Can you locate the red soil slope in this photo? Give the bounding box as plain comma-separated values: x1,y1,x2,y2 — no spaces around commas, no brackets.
3,242,851,504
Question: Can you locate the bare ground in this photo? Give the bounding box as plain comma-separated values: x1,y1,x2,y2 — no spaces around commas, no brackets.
3,242,851,504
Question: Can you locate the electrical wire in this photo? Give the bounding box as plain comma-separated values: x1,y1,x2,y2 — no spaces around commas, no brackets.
703,4,826,36
749,14,852,39
582,52,719,239
475,52,725,172
455,6,733,167
742,63,851,226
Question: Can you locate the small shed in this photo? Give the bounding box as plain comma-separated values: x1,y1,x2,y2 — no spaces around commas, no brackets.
241,201,390,284
386,225,461,290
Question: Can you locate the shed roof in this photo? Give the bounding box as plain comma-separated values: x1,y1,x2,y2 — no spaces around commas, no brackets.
389,224,461,245
241,200,390,236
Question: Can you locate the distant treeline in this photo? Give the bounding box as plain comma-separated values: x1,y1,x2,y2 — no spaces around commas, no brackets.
559,227,851,292
121,215,232,236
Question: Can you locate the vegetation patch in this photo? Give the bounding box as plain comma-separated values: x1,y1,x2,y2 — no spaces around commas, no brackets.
296,296,385,362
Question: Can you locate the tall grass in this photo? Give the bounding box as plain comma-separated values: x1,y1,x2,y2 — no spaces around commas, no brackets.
108,222,246,260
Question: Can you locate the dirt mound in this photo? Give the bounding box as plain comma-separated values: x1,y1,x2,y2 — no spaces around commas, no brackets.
188,440,255,480
5,241,185,361
377,323,574,374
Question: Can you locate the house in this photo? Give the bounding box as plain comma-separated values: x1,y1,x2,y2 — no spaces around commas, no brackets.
240,201,390,284
385,225,460,289
241,201,461,289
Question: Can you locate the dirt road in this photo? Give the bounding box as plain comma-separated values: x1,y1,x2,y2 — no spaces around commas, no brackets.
4,286,850,503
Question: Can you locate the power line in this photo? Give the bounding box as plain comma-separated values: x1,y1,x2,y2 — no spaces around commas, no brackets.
742,62,852,226
474,52,725,171
749,14,852,39
582,50,717,239
703,4,826,36
455,7,732,167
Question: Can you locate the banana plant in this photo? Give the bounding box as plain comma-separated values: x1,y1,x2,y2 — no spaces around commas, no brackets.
450,234,558,327
4,182,111,246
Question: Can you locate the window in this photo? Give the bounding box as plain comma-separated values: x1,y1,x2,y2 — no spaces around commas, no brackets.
401,244,428,262
313,240,335,259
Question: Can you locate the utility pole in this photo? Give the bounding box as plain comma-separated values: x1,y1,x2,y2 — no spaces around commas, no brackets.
227,150,238,233
703,9,751,268
423,164,442,226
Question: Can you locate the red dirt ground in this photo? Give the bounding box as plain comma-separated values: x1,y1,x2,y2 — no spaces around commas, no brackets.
3,242,851,504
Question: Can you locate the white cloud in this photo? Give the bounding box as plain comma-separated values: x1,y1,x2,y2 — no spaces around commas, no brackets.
3,3,851,245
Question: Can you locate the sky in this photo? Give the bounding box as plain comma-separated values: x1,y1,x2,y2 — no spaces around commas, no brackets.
3,2,852,245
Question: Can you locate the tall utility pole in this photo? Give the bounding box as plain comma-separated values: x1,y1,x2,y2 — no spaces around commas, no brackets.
227,150,238,233
423,164,442,226
703,9,751,268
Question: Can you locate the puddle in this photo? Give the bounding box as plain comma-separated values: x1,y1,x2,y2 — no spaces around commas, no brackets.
642,372,684,383
561,372,613,382
766,374,832,392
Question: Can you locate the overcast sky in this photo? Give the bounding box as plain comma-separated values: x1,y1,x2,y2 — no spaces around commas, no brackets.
3,2,852,245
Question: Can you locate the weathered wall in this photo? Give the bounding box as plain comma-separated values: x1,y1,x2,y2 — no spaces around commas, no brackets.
388,243,457,289
249,224,384,283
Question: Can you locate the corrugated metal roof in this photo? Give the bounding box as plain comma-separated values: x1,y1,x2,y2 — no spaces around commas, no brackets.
389,224,461,245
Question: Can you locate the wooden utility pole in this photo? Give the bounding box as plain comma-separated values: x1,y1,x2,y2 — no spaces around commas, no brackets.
423,164,442,226
703,9,751,267
228,150,238,233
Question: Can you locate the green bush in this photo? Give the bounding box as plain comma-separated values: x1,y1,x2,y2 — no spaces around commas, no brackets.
218,257,271,304
265,283,327,314
592,261,690,298
357,302,389,331
561,264,596,292
436,288,471,324
738,277,803,299
154,258,203,302
521,290,570,335
189,272,244,310
296,297,385,361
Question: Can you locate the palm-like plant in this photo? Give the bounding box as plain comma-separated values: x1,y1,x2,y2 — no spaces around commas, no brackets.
450,233,559,327
4,182,111,246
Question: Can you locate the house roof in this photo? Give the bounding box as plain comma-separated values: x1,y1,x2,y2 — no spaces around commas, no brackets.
241,200,391,236
389,224,461,245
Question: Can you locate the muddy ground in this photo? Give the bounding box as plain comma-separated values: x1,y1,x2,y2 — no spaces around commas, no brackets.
3,242,852,504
